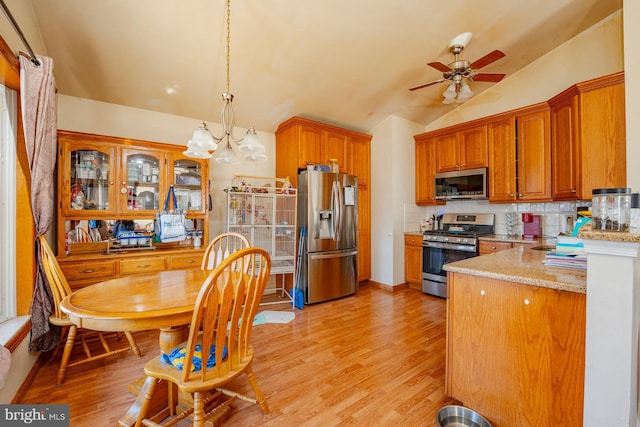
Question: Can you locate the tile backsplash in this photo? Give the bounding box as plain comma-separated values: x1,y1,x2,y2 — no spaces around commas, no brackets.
404,200,591,237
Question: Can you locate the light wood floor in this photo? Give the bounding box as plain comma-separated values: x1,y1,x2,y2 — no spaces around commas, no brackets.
19,284,458,426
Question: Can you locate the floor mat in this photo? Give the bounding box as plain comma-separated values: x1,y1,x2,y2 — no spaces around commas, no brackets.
254,310,295,325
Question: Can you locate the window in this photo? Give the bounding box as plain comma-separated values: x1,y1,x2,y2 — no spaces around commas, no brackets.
0,84,17,323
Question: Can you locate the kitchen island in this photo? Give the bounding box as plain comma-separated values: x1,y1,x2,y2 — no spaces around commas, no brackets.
443,246,586,427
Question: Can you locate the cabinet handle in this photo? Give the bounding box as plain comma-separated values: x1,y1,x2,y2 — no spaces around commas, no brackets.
122,181,126,185
183,259,196,264
524,299,530,305
137,264,152,268
509,193,514,197
81,269,96,273
571,189,577,193
492,246,497,250
518,193,523,197
480,289,485,296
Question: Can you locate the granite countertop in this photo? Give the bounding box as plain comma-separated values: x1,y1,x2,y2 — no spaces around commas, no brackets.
443,246,586,294
579,226,640,243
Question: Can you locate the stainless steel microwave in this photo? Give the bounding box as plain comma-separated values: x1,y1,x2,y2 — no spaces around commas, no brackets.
434,167,488,200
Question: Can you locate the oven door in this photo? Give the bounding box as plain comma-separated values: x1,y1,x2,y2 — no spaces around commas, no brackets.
422,241,477,298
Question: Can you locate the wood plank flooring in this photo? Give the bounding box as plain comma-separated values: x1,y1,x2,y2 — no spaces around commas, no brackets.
19,285,459,426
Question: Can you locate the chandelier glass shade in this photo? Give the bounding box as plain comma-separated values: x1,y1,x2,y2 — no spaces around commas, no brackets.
442,80,473,105
183,0,265,162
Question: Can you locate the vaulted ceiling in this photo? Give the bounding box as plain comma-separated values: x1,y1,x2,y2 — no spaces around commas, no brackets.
25,0,622,133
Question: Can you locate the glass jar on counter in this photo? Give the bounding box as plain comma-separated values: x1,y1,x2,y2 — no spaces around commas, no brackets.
631,193,640,233
591,188,631,232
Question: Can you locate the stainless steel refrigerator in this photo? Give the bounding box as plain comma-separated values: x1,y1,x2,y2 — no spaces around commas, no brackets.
297,170,358,304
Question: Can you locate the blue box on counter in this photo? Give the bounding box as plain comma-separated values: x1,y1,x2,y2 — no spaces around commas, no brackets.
556,236,585,255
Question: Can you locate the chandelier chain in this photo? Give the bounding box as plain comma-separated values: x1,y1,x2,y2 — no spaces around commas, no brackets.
225,0,231,94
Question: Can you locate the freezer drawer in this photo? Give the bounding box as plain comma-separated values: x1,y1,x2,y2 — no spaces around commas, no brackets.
305,249,357,304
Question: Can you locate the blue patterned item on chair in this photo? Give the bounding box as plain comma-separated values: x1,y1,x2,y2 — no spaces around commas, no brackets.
161,344,227,371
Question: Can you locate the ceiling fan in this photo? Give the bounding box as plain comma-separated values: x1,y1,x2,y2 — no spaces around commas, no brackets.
409,32,506,103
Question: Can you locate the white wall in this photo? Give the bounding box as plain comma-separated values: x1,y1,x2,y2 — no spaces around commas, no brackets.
58,95,276,238
370,116,426,286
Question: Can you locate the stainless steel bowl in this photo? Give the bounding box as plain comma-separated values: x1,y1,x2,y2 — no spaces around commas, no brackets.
437,405,492,427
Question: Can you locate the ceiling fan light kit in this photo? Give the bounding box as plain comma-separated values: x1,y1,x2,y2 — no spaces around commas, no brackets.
409,32,505,104
183,0,266,163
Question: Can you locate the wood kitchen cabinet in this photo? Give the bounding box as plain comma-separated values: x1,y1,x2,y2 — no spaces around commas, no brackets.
488,104,551,203
275,116,372,281
414,135,445,206
435,124,488,173
56,131,209,286
478,240,513,255
479,239,540,255
549,72,626,200
404,234,422,289
275,117,367,186
447,272,585,426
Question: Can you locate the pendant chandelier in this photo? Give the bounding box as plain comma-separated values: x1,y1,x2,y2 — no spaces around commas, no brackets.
183,0,266,163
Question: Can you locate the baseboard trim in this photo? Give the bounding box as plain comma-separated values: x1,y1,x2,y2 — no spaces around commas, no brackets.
364,280,409,293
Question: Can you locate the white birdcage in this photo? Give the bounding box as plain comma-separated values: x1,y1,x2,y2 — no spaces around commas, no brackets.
226,176,297,303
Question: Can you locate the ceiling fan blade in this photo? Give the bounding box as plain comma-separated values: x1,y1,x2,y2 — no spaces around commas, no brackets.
409,79,446,91
472,73,506,82
469,50,505,70
427,62,451,73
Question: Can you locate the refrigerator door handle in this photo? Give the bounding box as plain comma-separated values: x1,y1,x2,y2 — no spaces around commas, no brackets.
331,181,341,241
309,249,357,260
336,180,344,242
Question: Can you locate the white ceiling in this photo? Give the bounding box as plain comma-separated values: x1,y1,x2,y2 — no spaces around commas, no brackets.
26,0,622,134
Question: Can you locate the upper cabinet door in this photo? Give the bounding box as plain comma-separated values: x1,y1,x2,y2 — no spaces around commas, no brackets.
324,131,348,173
169,154,208,214
119,148,166,215
415,136,442,205
435,133,459,172
488,117,517,202
297,125,323,167
347,135,370,186
517,109,551,201
459,125,488,170
59,139,118,217
551,96,580,200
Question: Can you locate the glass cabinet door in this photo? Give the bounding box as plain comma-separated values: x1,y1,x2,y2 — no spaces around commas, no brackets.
171,157,206,213
120,149,164,214
61,142,117,216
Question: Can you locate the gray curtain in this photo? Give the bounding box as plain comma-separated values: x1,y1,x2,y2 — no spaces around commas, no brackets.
19,55,58,352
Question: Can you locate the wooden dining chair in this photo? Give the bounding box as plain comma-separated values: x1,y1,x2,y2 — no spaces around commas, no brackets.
135,247,272,427
201,232,250,271
38,235,141,385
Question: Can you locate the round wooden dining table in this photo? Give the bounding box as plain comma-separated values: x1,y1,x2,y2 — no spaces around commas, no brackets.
60,268,218,426
60,268,213,354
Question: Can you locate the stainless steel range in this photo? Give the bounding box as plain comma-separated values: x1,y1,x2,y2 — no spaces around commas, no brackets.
422,213,494,298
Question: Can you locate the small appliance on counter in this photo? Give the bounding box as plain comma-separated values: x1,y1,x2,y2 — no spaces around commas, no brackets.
522,213,541,239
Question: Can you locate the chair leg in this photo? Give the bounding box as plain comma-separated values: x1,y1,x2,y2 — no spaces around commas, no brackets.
135,376,159,427
56,325,77,385
244,366,269,414
192,391,205,427
124,332,143,358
